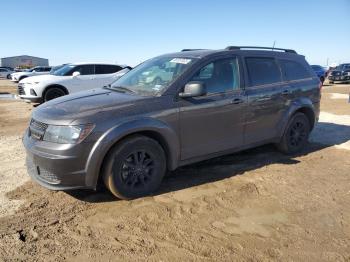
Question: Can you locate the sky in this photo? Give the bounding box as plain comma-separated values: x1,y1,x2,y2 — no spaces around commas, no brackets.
1,0,349,67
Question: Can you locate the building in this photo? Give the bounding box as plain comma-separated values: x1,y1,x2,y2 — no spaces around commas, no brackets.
1,55,49,68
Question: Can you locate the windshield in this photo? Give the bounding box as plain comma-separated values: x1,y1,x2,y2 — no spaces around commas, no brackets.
52,64,75,76
108,56,197,96
50,65,65,74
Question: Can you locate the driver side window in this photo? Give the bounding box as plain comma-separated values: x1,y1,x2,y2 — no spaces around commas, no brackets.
190,57,240,94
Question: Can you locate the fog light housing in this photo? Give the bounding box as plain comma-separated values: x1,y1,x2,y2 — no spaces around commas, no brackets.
30,89,37,96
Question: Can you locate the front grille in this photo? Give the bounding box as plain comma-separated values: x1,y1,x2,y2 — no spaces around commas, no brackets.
29,119,48,140
331,71,341,76
18,85,25,95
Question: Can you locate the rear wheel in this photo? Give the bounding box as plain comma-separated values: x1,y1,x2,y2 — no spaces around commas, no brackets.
43,87,66,102
102,135,166,199
276,112,310,154
320,76,325,85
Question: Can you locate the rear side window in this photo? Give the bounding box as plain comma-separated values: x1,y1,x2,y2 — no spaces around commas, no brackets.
95,65,122,74
280,60,311,81
245,57,281,86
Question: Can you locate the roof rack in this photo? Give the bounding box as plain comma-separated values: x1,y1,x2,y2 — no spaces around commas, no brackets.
225,46,297,54
181,49,207,52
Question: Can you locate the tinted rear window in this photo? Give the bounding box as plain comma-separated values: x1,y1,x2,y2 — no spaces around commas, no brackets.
95,65,122,74
280,60,311,81
245,57,281,86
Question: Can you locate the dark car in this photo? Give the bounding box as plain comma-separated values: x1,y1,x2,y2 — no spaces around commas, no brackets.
23,46,321,199
328,63,350,84
311,65,326,84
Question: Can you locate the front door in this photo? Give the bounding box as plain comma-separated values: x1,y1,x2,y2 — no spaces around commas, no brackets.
70,64,96,92
178,57,246,160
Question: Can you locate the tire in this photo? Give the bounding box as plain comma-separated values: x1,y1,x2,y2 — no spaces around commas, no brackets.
6,74,11,79
102,135,166,199
43,87,66,102
320,76,325,85
276,112,311,154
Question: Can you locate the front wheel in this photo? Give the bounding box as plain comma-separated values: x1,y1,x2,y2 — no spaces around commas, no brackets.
276,112,310,154
43,87,66,102
102,135,166,199
6,74,11,79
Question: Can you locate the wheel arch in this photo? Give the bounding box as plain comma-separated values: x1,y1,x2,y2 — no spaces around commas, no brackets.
84,118,180,189
277,99,317,139
43,84,69,97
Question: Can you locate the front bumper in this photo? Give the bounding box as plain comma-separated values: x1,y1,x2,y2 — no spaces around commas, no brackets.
18,84,42,103
23,129,95,190
328,75,350,82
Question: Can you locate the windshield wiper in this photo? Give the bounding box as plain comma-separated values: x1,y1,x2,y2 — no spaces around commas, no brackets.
107,85,136,94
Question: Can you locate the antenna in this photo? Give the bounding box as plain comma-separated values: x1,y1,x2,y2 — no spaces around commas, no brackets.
272,40,276,51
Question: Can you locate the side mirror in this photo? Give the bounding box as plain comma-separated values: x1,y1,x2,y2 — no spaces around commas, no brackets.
72,71,81,78
179,81,206,98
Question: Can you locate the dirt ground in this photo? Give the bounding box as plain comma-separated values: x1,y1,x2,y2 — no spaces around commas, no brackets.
0,79,349,261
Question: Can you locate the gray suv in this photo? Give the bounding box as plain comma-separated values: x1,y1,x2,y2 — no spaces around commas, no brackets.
23,46,321,199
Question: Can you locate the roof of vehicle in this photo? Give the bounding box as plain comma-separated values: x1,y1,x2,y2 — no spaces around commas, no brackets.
160,46,302,60
68,62,125,66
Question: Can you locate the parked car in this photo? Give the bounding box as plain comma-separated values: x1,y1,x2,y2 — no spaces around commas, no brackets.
311,65,326,84
328,63,350,84
11,66,52,82
18,63,130,103
0,68,14,79
23,46,321,199
0,66,14,71
139,65,174,85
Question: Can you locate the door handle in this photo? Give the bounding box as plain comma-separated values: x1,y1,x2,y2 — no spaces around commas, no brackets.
231,98,244,104
256,96,271,102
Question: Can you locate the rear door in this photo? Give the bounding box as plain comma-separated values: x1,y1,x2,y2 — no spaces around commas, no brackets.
94,65,123,88
178,56,246,160
244,56,291,144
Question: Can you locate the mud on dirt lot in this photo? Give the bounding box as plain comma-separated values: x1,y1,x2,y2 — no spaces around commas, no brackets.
0,79,349,261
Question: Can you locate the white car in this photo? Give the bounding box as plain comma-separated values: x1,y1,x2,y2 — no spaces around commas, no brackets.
18,63,130,103
11,66,52,82
0,68,14,79
140,65,174,85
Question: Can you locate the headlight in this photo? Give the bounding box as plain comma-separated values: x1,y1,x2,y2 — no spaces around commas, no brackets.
43,124,95,144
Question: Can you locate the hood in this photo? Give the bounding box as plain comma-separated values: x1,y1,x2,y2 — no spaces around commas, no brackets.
20,74,64,84
12,72,28,77
32,88,146,125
